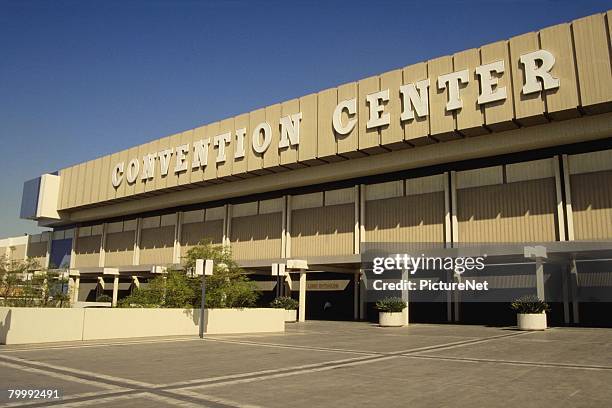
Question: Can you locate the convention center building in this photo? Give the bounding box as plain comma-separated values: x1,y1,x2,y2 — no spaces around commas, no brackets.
12,10,612,325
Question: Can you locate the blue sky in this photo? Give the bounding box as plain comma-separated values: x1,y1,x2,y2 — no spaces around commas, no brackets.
0,0,609,238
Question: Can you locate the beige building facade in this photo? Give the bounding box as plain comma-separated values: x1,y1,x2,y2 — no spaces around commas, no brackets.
14,10,612,325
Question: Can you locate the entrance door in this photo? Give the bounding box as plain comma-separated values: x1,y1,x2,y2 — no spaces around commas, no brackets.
299,272,355,321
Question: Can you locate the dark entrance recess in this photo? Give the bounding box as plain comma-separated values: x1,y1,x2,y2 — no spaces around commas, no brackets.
289,272,355,321
250,274,278,307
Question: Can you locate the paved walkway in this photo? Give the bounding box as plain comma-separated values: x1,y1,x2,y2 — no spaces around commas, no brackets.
1,322,611,407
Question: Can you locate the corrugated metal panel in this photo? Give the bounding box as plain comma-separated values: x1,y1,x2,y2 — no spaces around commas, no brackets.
291,203,353,257
292,192,323,210
457,179,557,242
405,174,445,196
139,226,174,265
232,202,258,218
26,242,47,257
74,236,101,268
180,220,224,258
571,171,612,240
105,231,135,267
365,181,403,201
325,187,354,206
183,209,205,224
506,159,554,183
457,166,503,189
230,213,282,260
205,206,225,221
365,192,445,242
259,198,284,214
568,149,612,175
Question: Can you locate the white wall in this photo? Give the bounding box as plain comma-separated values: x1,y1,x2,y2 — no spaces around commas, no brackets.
0,308,85,344
0,307,285,344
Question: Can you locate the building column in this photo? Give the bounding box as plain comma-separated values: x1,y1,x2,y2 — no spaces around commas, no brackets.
133,218,142,265
103,268,119,307
281,196,287,258
446,270,453,322
173,212,183,264
359,184,366,249
562,154,575,241
74,275,80,304
562,266,570,324
570,259,580,324
353,271,359,320
286,196,292,258
67,276,74,304
97,276,105,299
453,273,461,323
69,227,78,269
444,171,452,247
359,269,367,320
401,268,409,325
449,171,459,322
298,270,306,322
99,223,108,267
223,204,232,247
43,231,52,269
112,275,119,307
70,271,80,304
553,156,568,241
354,186,360,255
535,258,545,301
284,271,292,298
450,171,458,244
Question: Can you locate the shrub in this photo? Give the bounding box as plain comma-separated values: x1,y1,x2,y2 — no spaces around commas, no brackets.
96,294,112,303
0,256,70,307
270,297,299,310
511,295,550,314
119,241,260,309
375,297,407,313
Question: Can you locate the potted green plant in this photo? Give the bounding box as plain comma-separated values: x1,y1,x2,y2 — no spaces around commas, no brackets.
511,295,550,330
270,296,299,322
375,297,407,327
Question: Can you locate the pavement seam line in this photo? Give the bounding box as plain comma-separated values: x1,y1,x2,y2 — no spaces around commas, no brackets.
0,354,155,389
0,337,202,354
403,354,612,371
172,331,534,391
0,360,121,392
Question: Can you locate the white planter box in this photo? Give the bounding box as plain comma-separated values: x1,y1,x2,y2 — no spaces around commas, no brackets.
379,311,405,327
284,309,297,322
517,312,547,331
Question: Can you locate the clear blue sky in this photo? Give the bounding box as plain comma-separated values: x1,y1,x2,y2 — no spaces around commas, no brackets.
0,0,609,238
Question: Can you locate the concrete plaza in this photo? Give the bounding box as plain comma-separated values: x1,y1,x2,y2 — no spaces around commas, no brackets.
1,321,611,407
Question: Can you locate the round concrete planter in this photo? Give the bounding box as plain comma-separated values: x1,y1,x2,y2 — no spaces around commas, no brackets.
517,312,547,330
379,312,405,327
285,309,297,322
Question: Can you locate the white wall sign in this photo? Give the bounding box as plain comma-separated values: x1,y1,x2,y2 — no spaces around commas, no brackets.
111,50,559,188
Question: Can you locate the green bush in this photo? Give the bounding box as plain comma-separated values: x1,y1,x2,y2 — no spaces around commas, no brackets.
0,256,70,307
270,297,299,310
119,241,259,309
375,297,407,313
511,295,549,314
96,294,112,303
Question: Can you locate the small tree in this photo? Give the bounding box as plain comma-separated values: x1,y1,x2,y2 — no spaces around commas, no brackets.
0,256,69,307
183,240,259,308
119,240,259,308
